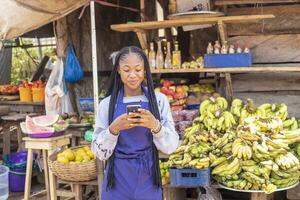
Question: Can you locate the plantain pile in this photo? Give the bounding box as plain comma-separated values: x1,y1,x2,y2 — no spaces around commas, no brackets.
213,116,300,194
160,97,300,193
159,122,218,185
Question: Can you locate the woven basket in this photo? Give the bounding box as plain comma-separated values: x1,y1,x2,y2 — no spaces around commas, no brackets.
48,146,97,182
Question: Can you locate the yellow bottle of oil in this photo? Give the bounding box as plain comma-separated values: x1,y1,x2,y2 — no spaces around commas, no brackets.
172,41,181,69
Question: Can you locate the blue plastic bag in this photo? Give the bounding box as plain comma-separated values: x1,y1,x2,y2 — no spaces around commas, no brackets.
64,45,84,83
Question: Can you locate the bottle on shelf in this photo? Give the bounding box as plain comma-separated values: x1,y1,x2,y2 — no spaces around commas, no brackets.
221,44,228,54
172,41,182,69
244,47,250,53
164,42,172,69
207,42,213,54
229,45,235,54
156,41,164,69
148,42,156,69
236,46,243,53
214,41,220,54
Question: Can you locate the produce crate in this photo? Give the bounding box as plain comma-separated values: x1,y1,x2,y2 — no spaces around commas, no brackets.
204,53,252,68
79,97,94,112
170,167,211,187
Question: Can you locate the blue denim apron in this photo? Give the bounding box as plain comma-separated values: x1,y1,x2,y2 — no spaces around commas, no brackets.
101,87,162,200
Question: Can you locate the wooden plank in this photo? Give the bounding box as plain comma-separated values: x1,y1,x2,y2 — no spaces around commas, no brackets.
216,0,300,5
42,150,50,200
287,184,300,199
228,34,300,63
232,72,300,92
0,100,44,105
225,73,233,102
226,5,300,36
151,64,300,74
163,185,186,200
111,15,275,32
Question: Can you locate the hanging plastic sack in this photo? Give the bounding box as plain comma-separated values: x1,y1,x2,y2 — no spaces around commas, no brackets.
197,187,222,200
64,45,84,83
45,59,74,115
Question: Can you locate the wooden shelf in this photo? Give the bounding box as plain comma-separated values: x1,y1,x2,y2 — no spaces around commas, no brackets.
0,101,44,105
151,64,300,74
111,14,274,32
215,0,299,6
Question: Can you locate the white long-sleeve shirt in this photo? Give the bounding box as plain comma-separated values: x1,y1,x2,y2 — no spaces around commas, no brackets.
92,91,180,160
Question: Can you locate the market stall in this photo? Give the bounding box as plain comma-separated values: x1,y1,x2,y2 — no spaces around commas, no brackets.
2,0,300,200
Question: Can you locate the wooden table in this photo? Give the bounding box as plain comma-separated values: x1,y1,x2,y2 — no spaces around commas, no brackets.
1,113,38,155
23,134,72,200
0,100,45,114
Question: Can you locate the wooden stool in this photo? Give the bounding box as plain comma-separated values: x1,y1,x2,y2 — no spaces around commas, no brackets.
23,134,72,200
56,179,98,200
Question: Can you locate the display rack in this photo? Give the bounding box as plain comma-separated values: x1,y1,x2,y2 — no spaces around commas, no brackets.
111,14,277,101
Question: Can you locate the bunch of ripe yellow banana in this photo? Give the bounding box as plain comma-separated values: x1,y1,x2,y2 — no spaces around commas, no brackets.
199,97,228,115
259,103,288,121
283,117,298,131
274,152,299,170
239,99,265,124
200,110,236,132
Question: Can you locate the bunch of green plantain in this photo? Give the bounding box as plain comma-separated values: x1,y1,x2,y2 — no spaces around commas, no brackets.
200,110,237,132
238,99,265,124
283,117,298,131
199,97,228,116
259,103,288,121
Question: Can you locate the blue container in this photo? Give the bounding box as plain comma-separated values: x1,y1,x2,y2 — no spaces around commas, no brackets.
204,53,252,68
186,104,200,110
79,98,95,112
170,167,211,187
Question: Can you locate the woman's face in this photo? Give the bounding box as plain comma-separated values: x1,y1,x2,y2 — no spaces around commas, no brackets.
118,53,145,91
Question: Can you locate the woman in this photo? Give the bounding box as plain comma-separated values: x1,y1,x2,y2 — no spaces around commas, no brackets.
92,46,179,200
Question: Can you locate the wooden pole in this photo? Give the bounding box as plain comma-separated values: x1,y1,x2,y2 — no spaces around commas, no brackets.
90,2,104,200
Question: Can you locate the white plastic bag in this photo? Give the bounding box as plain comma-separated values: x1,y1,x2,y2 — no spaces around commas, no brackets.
45,59,74,115
198,187,222,200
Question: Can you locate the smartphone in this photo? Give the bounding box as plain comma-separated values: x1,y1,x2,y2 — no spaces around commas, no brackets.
127,105,141,118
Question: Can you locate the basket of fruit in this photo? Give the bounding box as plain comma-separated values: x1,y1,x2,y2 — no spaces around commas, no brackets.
48,146,97,182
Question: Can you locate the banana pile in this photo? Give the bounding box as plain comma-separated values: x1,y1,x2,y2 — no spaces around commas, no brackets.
212,116,300,193
160,97,300,193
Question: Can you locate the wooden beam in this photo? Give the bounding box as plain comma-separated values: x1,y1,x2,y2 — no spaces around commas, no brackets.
217,20,227,44
216,0,300,6
111,15,275,32
135,30,148,49
225,73,233,102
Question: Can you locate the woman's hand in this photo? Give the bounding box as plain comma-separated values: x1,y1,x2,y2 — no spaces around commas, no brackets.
109,114,137,135
128,109,161,133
